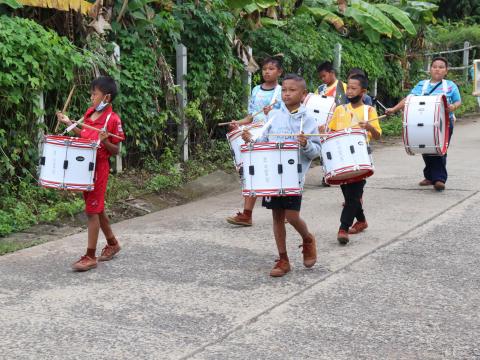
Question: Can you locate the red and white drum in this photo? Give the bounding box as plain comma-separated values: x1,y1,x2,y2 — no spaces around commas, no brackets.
240,142,302,197
39,135,98,191
403,94,450,156
321,129,374,185
303,93,336,127
226,123,264,167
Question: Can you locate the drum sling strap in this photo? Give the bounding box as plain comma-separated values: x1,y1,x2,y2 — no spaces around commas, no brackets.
335,80,347,105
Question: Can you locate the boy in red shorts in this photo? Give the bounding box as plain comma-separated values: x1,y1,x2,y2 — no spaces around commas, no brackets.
57,76,125,271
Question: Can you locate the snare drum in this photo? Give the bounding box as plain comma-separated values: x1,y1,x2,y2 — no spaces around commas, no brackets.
403,94,450,155
39,135,98,191
303,93,336,127
240,142,302,196
227,123,265,167
321,129,374,185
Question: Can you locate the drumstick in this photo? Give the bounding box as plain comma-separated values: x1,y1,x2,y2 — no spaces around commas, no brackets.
68,120,124,140
217,100,278,126
55,85,76,133
269,115,389,137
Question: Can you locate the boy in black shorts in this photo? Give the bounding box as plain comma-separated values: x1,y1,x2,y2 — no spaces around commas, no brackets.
242,74,321,277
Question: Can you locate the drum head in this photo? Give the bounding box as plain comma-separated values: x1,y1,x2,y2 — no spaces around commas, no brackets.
326,169,374,185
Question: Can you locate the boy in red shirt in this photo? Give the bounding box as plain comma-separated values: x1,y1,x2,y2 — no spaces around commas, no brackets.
57,76,125,271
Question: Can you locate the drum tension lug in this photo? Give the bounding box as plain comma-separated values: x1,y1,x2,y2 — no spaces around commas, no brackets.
239,167,244,177
278,164,283,174
314,110,320,113
63,160,69,170
89,162,95,171
417,123,424,127
40,156,45,165
297,164,302,173
419,144,426,148
326,152,332,160
367,146,372,155
350,145,355,154
249,165,255,175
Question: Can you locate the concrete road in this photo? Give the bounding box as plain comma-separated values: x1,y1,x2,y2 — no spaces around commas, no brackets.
1,118,479,360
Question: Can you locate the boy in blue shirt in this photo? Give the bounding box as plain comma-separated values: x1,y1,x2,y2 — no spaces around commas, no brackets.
386,57,461,191
226,57,283,226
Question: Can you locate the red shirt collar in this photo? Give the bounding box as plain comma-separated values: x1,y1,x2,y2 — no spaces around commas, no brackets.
85,105,113,123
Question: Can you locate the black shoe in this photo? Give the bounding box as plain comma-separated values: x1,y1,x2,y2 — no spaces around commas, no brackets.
321,177,330,187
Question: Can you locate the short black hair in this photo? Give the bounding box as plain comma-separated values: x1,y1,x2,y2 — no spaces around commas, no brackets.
91,76,118,102
431,56,448,68
349,74,368,89
317,61,335,74
283,73,306,89
348,67,368,79
262,56,283,69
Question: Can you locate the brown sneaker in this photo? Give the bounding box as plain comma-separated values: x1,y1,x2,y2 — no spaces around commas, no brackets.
72,255,97,271
226,212,252,226
337,229,349,245
299,233,317,268
349,221,368,234
419,179,433,186
434,181,445,191
98,243,121,262
270,258,291,277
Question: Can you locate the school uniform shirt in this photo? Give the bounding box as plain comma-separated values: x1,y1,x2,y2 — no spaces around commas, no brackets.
316,79,347,96
329,103,382,141
80,106,125,214
256,103,321,187
410,80,461,123
248,84,282,123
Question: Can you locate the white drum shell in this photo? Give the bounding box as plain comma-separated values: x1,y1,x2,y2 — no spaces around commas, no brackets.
227,123,264,167
403,95,449,155
39,135,98,191
240,142,302,196
321,129,374,185
303,93,336,127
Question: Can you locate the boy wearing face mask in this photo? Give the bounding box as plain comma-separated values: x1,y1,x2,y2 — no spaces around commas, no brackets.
56,76,125,271
328,74,381,245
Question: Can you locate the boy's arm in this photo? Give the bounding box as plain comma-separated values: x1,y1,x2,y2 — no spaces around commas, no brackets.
364,107,381,140
300,118,321,159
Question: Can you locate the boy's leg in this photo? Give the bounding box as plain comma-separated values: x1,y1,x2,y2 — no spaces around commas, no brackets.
72,213,100,271
226,196,256,226
272,209,287,254
99,211,117,245
421,155,433,185
87,214,101,255
350,183,368,234
286,209,317,268
98,211,122,261
429,154,448,190
270,208,291,277
339,181,365,243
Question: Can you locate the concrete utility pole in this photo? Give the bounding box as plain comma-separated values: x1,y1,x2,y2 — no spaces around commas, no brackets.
334,43,342,75
176,43,188,162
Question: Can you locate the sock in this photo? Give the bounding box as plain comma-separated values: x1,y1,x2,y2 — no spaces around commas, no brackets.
279,252,289,261
106,237,118,246
243,209,252,217
86,248,96,258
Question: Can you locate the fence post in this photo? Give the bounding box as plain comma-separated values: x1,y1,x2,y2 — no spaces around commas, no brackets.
463,41,470,83
37,92,45,154
113,42,123,173
333,43,342,75
241,46,252,109
176,43,188,162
